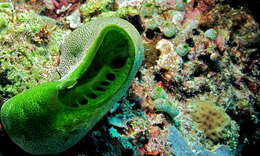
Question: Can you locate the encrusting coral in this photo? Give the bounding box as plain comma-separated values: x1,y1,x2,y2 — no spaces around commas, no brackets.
190,99,230,142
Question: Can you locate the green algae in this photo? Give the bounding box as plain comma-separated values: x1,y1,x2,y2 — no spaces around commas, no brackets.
0,10,68,99
80,0,139,22
0,15,7,31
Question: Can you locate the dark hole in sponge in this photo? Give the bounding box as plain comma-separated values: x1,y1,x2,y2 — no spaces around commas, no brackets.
106,73,116,81
96,87,105,91
111,58,126,68
101,81,110,86
78,98,88,105
87,93,97,99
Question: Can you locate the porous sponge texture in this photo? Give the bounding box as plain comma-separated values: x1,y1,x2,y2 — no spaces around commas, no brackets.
59,17,143,79
191,100,230,141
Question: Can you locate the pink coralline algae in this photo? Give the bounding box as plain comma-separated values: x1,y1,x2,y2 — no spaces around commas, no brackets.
44,0,80,19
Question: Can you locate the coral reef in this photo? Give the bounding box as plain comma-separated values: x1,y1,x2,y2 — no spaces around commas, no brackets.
0,3,66,105
0,0,259,155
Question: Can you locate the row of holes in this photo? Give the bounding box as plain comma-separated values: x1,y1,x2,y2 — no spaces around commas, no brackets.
77,72,117,105
69,57,128,107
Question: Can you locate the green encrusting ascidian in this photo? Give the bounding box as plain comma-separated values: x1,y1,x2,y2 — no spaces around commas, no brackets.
0,18,144,155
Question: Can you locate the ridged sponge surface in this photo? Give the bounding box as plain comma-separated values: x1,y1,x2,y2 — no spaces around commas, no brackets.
59,17,143,79
0,18,144,155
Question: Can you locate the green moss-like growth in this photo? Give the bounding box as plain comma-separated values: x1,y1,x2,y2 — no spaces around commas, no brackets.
0,15,7,31
80,0,138,22
1,18,144,155
80,0,113,21
0,10,66,98
151,87,168,99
